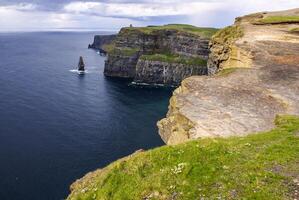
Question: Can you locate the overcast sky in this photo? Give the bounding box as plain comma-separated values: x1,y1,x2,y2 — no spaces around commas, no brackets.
0,0,298,31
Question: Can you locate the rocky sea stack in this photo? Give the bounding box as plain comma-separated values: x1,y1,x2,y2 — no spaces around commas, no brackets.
78,56,85,71
102,24,218,86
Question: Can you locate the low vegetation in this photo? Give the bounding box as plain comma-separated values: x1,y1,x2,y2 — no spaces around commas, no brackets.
68,115,299,200
216,67,240,76
212,25,244,44
216,68,251,77
102,43,116,53
102,42,140,56
123,24,219,38
289,27,299,33
255,15,299,25
140,54,207,66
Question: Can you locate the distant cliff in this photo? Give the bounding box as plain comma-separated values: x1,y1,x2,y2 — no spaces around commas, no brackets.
103,25,218,86
88,35,117,54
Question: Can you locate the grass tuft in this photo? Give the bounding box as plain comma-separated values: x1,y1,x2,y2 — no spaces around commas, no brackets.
68,115,299,200
212,25,244,44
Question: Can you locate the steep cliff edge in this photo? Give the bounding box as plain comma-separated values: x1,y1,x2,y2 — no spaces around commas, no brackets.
158,8,299,144
67,115,299,200
88,35,117,53
103,24,218,85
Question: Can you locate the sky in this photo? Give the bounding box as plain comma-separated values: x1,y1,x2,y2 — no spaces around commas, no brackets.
0,0,299,31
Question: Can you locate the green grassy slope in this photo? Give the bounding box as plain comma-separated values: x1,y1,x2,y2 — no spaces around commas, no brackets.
68,115,299,200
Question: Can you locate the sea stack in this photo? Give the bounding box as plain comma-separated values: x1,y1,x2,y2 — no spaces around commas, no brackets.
78,56,85,73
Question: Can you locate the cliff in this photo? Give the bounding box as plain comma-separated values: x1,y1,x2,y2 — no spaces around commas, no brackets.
88,35,117,54
158,8,299,144
67,9,299,200
103,24,218,85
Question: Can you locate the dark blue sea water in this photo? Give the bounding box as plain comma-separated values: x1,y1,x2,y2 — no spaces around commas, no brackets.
0,32,172,200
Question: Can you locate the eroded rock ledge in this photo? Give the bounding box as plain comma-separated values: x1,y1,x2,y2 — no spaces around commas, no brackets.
158,8,299,144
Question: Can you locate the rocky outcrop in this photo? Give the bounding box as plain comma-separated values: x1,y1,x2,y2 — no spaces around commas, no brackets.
78,56,85,71
88,35,116,53
158,8,299,144
103,25,218,85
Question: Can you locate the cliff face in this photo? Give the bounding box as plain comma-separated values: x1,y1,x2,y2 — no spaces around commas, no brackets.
103,25,218,85
104,52,140,78
158,9,299,144
88,35,117,53
134,59,207,86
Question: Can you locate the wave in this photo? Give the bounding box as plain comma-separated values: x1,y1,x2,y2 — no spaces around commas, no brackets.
69,69,89,74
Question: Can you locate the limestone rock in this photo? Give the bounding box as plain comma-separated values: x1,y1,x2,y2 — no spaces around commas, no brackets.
158,8,299,144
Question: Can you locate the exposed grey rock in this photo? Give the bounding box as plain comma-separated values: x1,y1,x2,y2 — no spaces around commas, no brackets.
104,53,140,78
134,59,207,86
103,27,212,84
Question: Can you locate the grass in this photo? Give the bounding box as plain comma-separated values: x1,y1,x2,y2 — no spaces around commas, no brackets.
68,115,299,200
216,68,239,76
255,16,299,25
140,54,207,66
122,24,219,38
289,27,299,33
102,42,140,56
212,25,244,44
216,68,251,77
102,43,116,53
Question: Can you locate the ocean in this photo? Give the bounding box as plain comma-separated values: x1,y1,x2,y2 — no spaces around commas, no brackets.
0,32,172,200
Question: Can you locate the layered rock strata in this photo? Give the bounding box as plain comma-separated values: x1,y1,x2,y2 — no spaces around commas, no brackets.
158,9,299,144
103,25,218,85
134,59,207,86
